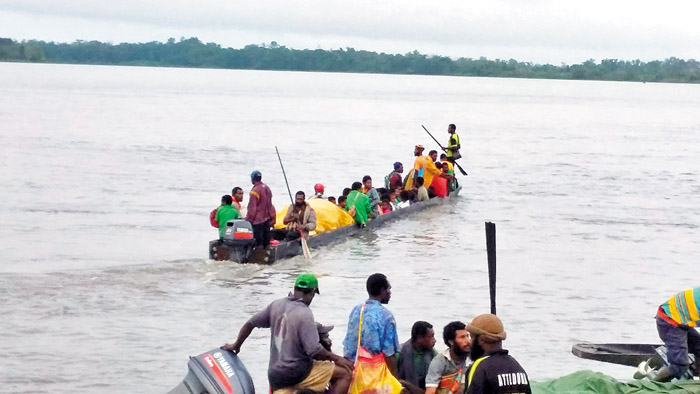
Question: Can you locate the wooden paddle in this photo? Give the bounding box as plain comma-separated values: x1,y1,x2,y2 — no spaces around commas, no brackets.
421,125,468,176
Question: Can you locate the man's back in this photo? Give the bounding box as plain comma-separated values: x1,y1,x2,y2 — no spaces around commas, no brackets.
417,186,429,201
658,287,700,327
246,182,274,225
250,295,323,389
215,205,239,236
343,299,399,361
466,350,530,394
346,190,371,225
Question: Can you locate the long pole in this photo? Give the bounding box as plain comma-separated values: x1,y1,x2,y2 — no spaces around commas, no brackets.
485,222,497,315
421,125,468,176
275,146,311,259
275,146,294,204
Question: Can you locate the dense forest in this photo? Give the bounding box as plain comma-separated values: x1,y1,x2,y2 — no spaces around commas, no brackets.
1,37,699,83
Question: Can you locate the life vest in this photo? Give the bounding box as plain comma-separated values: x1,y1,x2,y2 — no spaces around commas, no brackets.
210,208,219,228
446,133,461,159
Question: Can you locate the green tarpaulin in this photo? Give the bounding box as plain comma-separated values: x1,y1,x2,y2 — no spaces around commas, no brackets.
533,370,700,394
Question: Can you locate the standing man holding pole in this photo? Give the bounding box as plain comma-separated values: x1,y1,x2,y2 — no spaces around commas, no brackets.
444,124,461,164
421,125,467,176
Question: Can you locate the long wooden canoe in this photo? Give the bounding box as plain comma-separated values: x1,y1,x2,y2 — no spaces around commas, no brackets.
209,186,462,264
571,343,662,367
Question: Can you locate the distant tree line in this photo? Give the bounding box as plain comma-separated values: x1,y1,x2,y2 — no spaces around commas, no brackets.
1,37,699,83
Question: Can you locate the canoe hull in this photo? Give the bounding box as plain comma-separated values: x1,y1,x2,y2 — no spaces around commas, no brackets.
572,343,662,367
209,187,462,264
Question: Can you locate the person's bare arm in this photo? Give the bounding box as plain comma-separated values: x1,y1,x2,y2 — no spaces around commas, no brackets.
386,354,398,377
222,321,254,354
313,348,354,372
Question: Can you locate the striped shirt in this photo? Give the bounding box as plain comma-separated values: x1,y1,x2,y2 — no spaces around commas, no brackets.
657,287,700,327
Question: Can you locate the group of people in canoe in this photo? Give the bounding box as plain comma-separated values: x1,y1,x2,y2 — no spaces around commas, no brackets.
209,124,466,247
223,273,532,394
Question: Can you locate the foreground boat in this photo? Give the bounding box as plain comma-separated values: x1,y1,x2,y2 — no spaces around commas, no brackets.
170,347,700,394
572,342,697,381
572,343,662,367
169,348,254,394
209,186,462,264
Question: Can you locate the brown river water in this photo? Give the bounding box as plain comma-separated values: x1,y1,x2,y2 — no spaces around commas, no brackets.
1,63,699,393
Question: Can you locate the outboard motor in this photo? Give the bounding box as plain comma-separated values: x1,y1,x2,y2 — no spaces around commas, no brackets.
169,348,255,394
214,220,255,262
222,220,256,246
634,345,696,380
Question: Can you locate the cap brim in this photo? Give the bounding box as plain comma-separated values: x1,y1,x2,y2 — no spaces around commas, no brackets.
318,324,334,333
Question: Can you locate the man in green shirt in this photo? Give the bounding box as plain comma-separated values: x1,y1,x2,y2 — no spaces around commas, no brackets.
345,181,371,226
398,321,438,390
215,195,239,238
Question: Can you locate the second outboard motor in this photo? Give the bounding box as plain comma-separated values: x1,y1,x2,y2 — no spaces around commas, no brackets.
221,219,256,262
169,348,255,394
222,220,256,247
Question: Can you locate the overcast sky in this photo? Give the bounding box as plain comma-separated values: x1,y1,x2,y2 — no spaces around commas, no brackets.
2,0,699,65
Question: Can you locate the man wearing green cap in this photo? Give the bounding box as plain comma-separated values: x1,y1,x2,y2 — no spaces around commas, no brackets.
223,273,353,394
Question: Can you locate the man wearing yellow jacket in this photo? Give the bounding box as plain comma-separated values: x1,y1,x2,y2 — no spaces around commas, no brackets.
405,145,442,191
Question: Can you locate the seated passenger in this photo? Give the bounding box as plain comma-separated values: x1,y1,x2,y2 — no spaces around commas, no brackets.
416,177,430,202
397,190,413,208
271,191,317,241
385,162,404,189
430,169,449,198
327,196,337,205
440,154,454,174
338,195,347,209
232,186,246,217
215,195,240,238
310,183,325,199
377,195,393,215
345,181,371,226
363,175,380,218
317,322,335,351
389,190,401,210
426,321,471,394
429,150,439,168
398,321,438,390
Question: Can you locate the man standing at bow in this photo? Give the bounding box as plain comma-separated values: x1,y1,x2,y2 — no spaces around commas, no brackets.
444,124,461,164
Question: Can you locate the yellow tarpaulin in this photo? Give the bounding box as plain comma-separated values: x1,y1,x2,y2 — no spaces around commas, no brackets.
275,199,355,235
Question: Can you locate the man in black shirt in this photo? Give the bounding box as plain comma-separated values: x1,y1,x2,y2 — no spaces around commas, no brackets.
465,314,531,394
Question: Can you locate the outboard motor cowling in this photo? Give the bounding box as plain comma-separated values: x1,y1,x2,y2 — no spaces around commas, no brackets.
222,220,256,247
169,348,255,394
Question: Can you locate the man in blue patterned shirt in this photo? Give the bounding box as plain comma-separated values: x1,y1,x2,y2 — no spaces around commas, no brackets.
343,273,400,376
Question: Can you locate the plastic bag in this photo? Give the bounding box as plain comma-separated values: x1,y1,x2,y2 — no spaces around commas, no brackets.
349,346,402,394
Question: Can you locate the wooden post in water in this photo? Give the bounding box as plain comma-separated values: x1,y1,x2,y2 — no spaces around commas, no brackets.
485,222,497,315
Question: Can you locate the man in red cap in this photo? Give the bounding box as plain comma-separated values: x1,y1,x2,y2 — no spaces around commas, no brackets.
465,314,531,394
310,183,325,199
